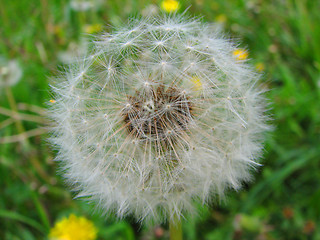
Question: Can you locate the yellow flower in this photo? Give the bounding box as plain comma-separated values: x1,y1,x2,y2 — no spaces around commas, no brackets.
215,14,227,23
84,24,103,34
255,62,265,72
191,76,203,91
49,214,97,240
50,99,56,103
160,0,180,13
233,49,249,61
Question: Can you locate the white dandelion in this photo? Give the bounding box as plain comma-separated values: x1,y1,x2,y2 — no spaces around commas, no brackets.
49,15,270,225
0,58,23,87
69,0,104,12
58,39,88,64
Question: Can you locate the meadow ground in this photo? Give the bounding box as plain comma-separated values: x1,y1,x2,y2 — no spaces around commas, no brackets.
0,0,319,239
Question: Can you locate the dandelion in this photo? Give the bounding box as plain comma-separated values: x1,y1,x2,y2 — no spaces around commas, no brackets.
255,62,265,72
49,214,97,240
141,4,159,17
160,0,180,13
215,14,227,24
83,24,103,34
0,58,23,87
49,15,269,235
69,0,103,12
58,39,88,64
233,48,249,61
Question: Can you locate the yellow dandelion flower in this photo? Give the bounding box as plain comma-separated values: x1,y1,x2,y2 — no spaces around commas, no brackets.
160,0,180,13
215,14,227,23
190,76,203,91
233,49,249,61
50,99,56,103
49,214,97,240
255,62,265,72
84,24,103,34
211,2,220,10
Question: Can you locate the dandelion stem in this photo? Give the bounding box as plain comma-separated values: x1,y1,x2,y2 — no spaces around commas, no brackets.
5,86,25,134
169,214,182,240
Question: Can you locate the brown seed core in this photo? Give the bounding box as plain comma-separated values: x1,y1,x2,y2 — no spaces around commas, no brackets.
122,84,192,142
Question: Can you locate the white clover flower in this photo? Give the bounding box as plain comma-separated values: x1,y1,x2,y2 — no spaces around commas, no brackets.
49,15,270,223
0,58,23,87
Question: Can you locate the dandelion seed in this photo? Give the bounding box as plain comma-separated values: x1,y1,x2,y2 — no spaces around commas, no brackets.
49,214,97,240
49,15,270,224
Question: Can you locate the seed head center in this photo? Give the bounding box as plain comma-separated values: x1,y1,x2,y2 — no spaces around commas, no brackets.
122,85,193,142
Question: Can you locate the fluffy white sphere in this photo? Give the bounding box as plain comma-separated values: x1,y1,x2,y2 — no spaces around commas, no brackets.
49,15,269,223
0,58,23,87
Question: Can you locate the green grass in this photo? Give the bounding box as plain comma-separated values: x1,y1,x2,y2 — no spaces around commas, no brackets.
1,0,319,239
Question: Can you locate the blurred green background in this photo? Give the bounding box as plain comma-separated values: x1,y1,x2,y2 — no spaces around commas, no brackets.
1,0,319,239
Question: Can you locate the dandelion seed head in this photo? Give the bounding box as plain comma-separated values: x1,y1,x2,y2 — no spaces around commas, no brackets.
141,4,159,17
0,58,23,87
70,0,104,12
49,15,270,223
